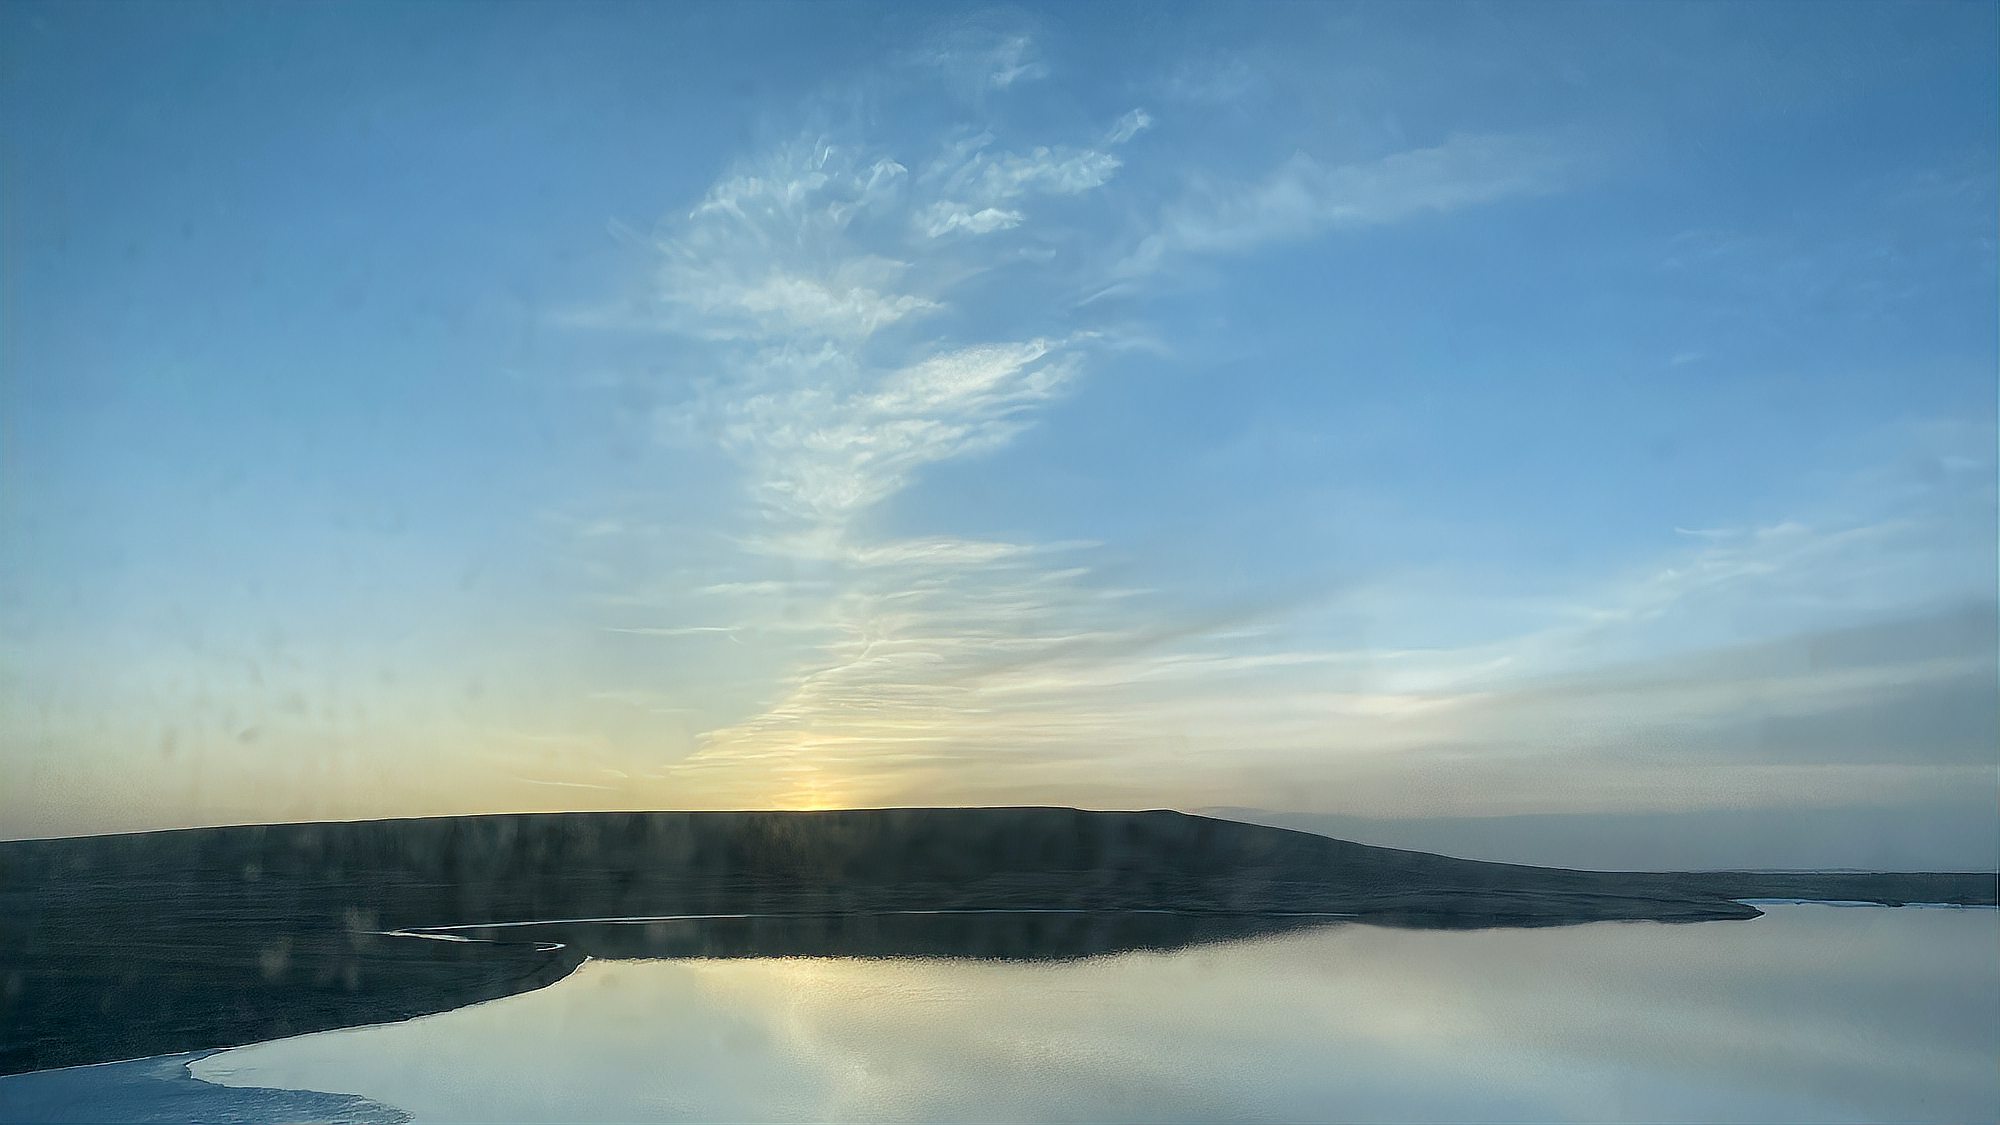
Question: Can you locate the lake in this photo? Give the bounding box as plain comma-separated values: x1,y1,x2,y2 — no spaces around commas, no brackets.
8,904,1995,1123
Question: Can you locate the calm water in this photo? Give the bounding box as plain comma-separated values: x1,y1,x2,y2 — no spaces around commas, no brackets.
163,905,1999,1123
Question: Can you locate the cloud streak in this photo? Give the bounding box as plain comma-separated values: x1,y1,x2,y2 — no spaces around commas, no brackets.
1115,132,1582,279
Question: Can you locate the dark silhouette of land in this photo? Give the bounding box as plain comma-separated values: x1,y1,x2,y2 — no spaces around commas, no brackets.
2,807,1992,1076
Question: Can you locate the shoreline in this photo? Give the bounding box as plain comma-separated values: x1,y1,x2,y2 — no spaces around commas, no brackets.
2,897,1994,1085
4,808,1993,1076
9,899,1991,1123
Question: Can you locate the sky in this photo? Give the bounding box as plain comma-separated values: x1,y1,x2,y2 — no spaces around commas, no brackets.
2,2,1995,867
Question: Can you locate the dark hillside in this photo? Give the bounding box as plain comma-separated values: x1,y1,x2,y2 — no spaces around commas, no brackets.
3,808,1992,1075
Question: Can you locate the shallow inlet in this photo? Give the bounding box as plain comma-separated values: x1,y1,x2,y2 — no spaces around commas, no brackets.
171,903,2000,1124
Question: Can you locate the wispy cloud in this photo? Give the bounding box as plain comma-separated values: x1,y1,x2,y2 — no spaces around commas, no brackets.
1114,132,1583,280
703,337,1079,525
625,109,1148,534
603,625,742,638
652,485,1994,814
912,112,1150,241
911,26,1049,90
550,35,1174,808
513,775,622,791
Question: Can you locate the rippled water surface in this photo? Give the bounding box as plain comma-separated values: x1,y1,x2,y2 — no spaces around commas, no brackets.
183,904,1996,1123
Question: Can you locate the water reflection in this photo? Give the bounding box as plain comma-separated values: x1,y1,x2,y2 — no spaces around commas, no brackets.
419,909,1346,962
190,905,1999,1123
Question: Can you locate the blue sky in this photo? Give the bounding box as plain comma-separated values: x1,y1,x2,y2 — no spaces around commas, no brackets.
3,2,1994,864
